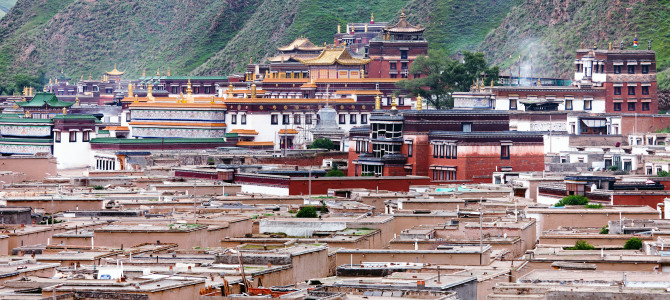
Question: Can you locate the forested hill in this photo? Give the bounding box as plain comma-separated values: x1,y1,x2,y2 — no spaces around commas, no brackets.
0,0,667,90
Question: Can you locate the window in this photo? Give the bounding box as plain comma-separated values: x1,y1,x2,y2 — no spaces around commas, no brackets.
339,114,346,124
642,102,650,111
305,114,312,125
565,99,573,110
83,131,90,142
642,86,649,95
401,50,408,60
282,114,290,125
271,115,278,125
501,145,510,159
509,99,517,110
69,131,77,142
584,100,592,110
452,145,457,159
390,74,397,78
614,65,622,74
628,65,635,74
401,62,408,70
390,63,397,70
407,142,413,157
361,114,368,124
439,145,445,158
628,102,636,111
614,86,621,95
125,112,131,122
614,103,621,111
241,114,247,125
350,114,357,124
462,122,472,132
231,114,237,124
294,114,301,125
628,86,636,95
433,144,438,158
642,65,649,74
55,131,61,143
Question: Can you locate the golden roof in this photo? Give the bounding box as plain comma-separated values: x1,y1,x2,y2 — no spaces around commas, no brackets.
333,90,383,95
298,47,371,66
314,78,401,83
222,98,355,104
277,38,324,52
229,129,259,135
278,129,299,134
106,64,124,76
103,126,130,131
385,10,424,33
129,121,226,127
262,78,310,83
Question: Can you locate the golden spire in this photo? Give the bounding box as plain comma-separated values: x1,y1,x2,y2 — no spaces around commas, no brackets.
75,95,80,105
401,9,406,19
142,69,146,77
134,94,138,103
251,83,257,98
371,12,374,23
43,85,47,92
167,67,171,76
49,78,53,85
156,67,160,76
147,84,154,102
210,95,215,104
609,42,613,51
391,96,397,110
186,77,193,94
228,83,234,98
337,24,341,34
416,95,422,110
88,73,92,80
62,107,67,115
128,82,133,97
25,110,30,118
375,94,381,110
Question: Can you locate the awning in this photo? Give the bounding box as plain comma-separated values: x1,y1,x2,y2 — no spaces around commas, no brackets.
581,119,607,128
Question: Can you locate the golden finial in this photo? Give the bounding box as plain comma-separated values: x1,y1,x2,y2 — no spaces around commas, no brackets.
416,95,422,110
62,107,67,115
134,94,138,103
88,73,92,80
337,24,341,34
228,83,234,98
43,85,47,92
167,67,171,76
75,95,80,105
25,110,30,118
156,67,160,76
251,83,257,98
210,95,215,104
371,12,374,23
580,42,584,49
49,78,53,85
375,94,381,110
609,42,613,51
391,96,397,110
401,9,406,18
128,82,133,97
142,69,146,77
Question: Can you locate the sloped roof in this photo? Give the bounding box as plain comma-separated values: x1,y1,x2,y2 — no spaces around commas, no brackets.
277,38,324,52
229,129,259,135
106,64,124,76
15,93,74,108
298,47,371,66
384,11,424,33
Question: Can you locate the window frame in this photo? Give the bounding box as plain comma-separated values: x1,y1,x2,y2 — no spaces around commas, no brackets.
338,114,346,125
628,65,635,74
614,103,622,111
55,131,61,143
350,114,357,124
642,86,649,95
565,99,573,110
241,114,247,125
614,86,622,95
271,114,278,125
628,102,636,111
69,131,77,143
282,114,290,125
83,131,90,142
628,86,636,95
642,102,650,111
361,114,368,124
501,145,510,159
230,114,237,124
509,99,517,110
584,100,592,111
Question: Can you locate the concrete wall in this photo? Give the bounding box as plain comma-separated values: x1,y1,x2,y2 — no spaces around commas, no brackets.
0,156,57,181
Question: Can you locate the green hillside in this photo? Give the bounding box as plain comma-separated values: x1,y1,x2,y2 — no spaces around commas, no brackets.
0,0,16,18
0,0,667,92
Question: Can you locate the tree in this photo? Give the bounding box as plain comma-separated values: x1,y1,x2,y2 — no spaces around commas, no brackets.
566,240,595,250
554,195,589,207
326,164,345,177
396,50,499,109
309,138,334,150
624,237,643,250
599,226,609,234
296,206,318,218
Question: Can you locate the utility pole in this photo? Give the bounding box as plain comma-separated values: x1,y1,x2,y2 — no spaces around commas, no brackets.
479,208,483,265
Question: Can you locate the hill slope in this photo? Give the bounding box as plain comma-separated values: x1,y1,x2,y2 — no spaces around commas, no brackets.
0,0,16,18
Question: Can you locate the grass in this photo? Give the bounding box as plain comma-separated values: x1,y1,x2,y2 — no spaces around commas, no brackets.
584,203,603,209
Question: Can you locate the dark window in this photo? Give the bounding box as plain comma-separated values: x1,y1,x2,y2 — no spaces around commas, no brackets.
584,100,592,110
628,86,636,95
126,112,131,122
565,100,573,110
628,102,636,111
401,62,408,70
241,114,247,125
400,50,408,60
282,114,290,125
462,122,472,132
452,145,457,159
361,114,368,124
614,66,621,74
305,114,312,124
390,63,397,70
83,131,90,142
390,74,397,78
601,65,605,73
55,131,61,143
350,114,357,124
171,87,179,94
642,86,649,95
271,115,278,125
294,114,301,125
642,65,649,74
231,114,237,124
433,144,438,158
628,65,635,74
614,87,621,95
204,87,211,94
501,145,510,159
339,114,346,124
509,99,517,110
408,142,413,157
69,131,77,142
614,103,622,111
642,102,650,111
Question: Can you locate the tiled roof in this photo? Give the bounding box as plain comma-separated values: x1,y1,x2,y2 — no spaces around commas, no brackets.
103,126,129,131
384,11,425,33
229,129,259,135
129,121,226,127
277,38,324,52
222,98,355,104
236,141,274,146
333,90,383,95
278,129,299,134
298,47,371,66
90,138,227,144
15,93,74,108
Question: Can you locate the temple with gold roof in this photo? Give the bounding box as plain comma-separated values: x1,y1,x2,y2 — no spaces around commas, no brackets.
298,46,371,80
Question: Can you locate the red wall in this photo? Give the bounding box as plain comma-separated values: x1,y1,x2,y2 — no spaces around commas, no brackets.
612,194,669,208
288,176,430,195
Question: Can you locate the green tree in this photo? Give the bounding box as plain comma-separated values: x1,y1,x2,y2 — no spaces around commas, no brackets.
396,50,499,109
309,138,334,150
600,226,609,234
326,164,345,177
296,206,318,218
566,240,595,250
624,237,643,250
554,195,589,207
657,170,670,177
